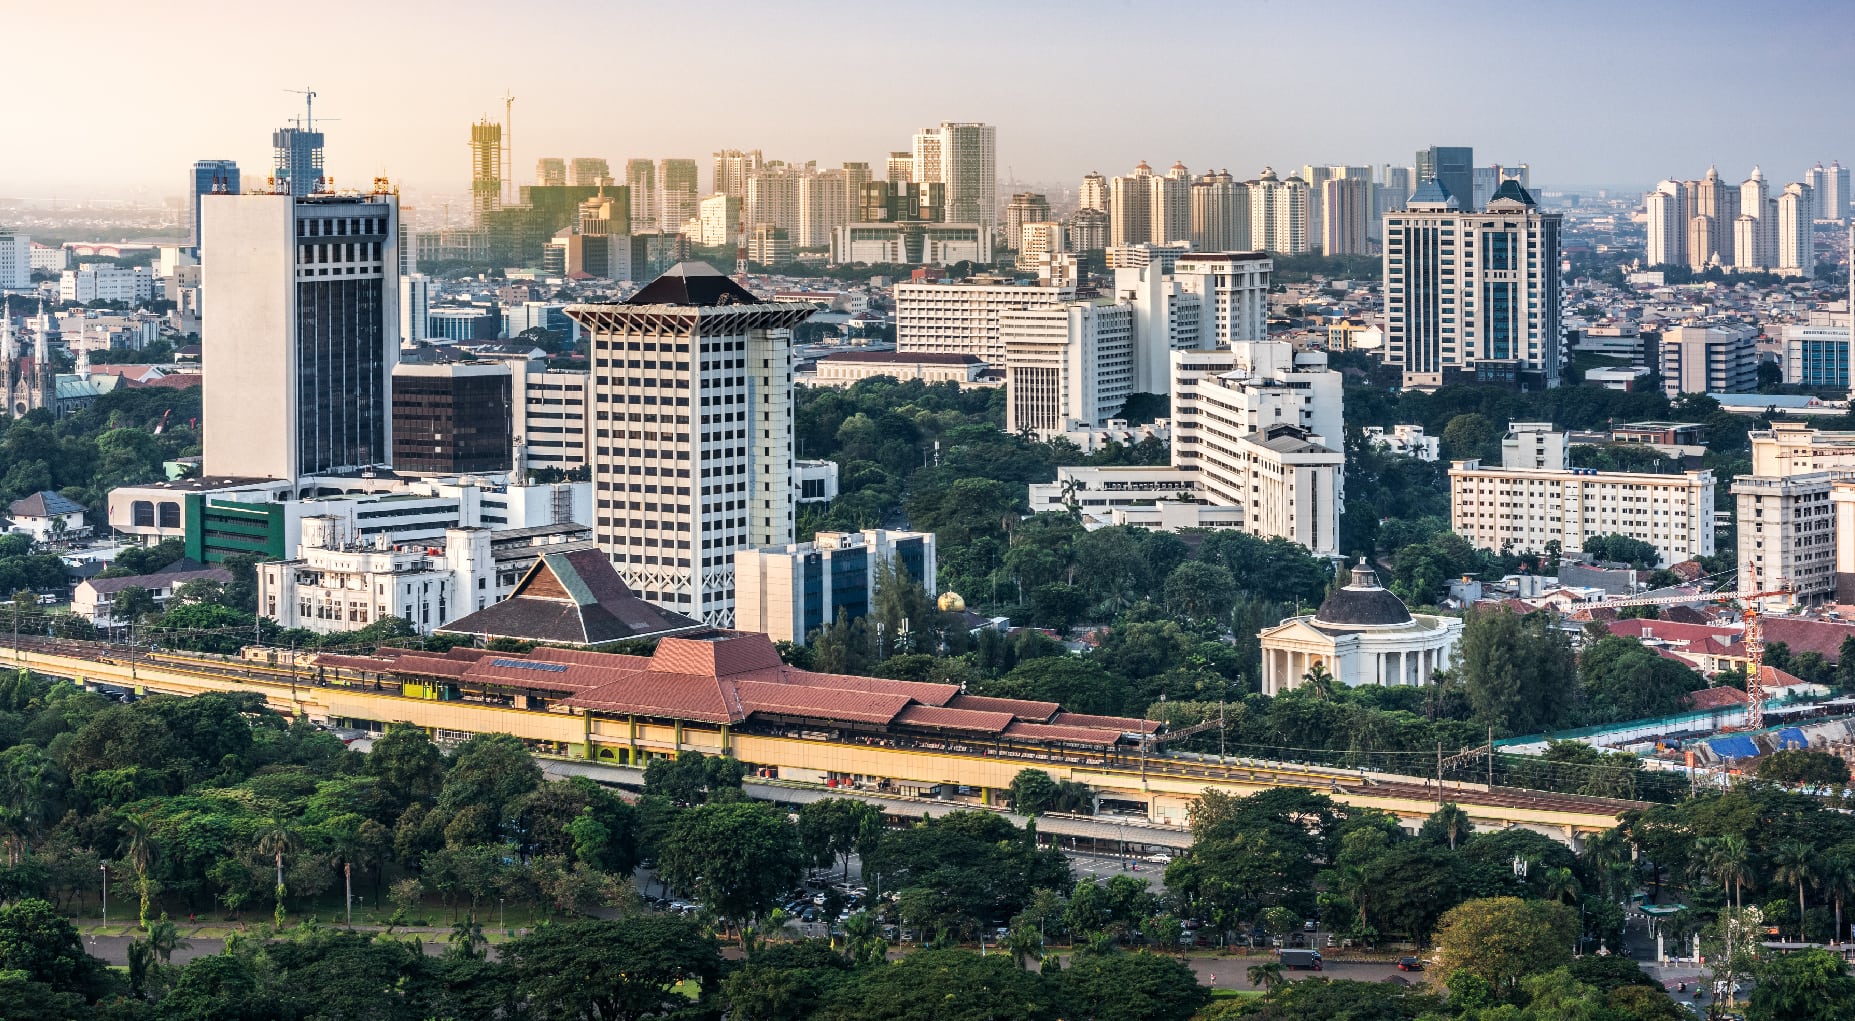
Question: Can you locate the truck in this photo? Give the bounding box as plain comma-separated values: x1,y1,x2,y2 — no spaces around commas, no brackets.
1279,949,1322,971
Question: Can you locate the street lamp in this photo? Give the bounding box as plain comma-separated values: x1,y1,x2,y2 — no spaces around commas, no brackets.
500,897,506,934
100,863,108,927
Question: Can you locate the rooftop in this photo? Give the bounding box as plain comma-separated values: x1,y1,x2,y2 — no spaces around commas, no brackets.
438,548,704,647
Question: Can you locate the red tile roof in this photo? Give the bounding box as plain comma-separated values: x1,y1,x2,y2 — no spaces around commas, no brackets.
894,704,1018,732
735,680,912,725
1758,618,1855,664
947,694,1060,722
1686,685,1750,709
1051,711,1161,734
1004,722,1124,745
651,633,786,676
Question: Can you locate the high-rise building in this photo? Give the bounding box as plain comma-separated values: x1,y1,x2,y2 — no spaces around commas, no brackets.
712,149,763,199
1736,167,1774,270
536,158,567,187
1812,161,1850,221
400,274,430,345
842,163,873,210
886,151,913,183
895,279,1074,366
1692,166,1739,268
1248,167,1309,254
271,126,325,198
1001,300,1136,434
735,529,936,646
1066,208,1109,254
568,262,814,625
1380,165,1415,213
1153,163,1191,247
625,159,657,232
1079,171,1109,213
470,119,503,227
577,189,630,237
188,159,240,252
745,163,803,237
1319,177,1370,255
1779,183,1815,275
658,158,699,232
1017,222,1064,267
1383,179,1561,389
1189,170,1246,252
798,170,850,248
199,190,400,481
911,123,997,229
1415,145,1474,211
1003,192,1051,250
1300,166,1334,242
1645,181,1688,268
1661,324,1758,397
569,157,610,187
697,194,741,247
1109,162,1156,247
391,362,514,475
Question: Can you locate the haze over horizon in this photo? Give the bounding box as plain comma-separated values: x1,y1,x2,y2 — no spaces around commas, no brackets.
5,0,1852,202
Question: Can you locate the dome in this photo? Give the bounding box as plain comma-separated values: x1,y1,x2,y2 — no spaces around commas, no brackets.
937,591,966,613
1312,560,1413,628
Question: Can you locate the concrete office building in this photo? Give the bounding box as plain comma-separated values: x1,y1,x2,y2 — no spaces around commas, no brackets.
1449,422,1715,567
272,126,325,198
1660,324,1758,397
831,222,991,266
199,189,399,482
60,265,154,304
1782,313,1853,388
1000,300,1136,435
390,362,514,475
1017,222,1064,268
511,366,592,475
1383,180,1562,389
746,163,803,238
895,279,1073,366
1171,251,1272,348
911,122,996,229
734,529,936,645
0,234,27,290
569,262,814,626
187,159,240,252
399,274,430,345
886,151,914,183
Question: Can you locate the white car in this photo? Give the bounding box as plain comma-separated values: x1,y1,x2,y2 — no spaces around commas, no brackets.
1145,853,1173,864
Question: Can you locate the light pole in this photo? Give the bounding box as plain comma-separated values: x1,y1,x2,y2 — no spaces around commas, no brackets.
500,897,506,934
100,863,108,927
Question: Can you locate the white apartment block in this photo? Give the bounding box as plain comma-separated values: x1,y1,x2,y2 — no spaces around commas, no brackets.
734,528,936,645
1660,323,1758,397
1448,422,1715,567
570,262,813,626
697,194,741,247
1383,180,1562,389
894,280,1073,366
1248,168,1309,255
911,122,996,229
1190,170,1248,252
1001,300,1135,435
0,234,28,289
1016,222,1064,268
1778,184,1814,275
1172,252,1272,348
1111,264,1205,393
60,264,154,304
256,517,595,635
1737,472,1843,604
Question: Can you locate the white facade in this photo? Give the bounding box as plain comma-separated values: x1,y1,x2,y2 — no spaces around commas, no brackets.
570,264,813,626
257,519,595,635
1778,184,1814,275
911,122,996,229
1364,424,1440,461
1645,182,1687,268
60,265,154,304
1171,252,1272,348
1248,168,1309,255
829,222,993,266
1449,426,1715,568
1111,263,1205,393
697,194,740,247
1660,324,1758,397
0,234,28,289
28,242,66,273
1383,182,1562,389
1189,171,1247,252
1258,563,1462,696
1001,300,1135,435
199,190,399,482
894,280,1073,366
511,367,593,475
1736,472,1843,603
400,274,430,345
734,528,937,645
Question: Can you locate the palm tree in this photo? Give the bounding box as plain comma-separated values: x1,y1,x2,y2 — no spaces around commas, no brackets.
118,812,158,930
1819,849,1855,945
1540,866,1582,906
842,910,887,968
1427,803,1472,851
147,912,189,965
1301,662,1336,701
255,819,301,928
1247,962,1286,991
447,915,486,960
1580,829,1632,903
1772,839,1819,941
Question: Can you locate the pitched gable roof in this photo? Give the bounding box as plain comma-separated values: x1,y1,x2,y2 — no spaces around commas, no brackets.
437,549,704,646
9,491,84,518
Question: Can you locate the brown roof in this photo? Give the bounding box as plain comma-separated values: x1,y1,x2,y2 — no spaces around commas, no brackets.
1686,685,1750,710
1757,618,1855,664
438,550,704,646
651,633,785,676
1003,722,1124,745
736,680,912,725
894,704,1018,732
1051,711,1161,734
947,694,1060,722
818,351,983,365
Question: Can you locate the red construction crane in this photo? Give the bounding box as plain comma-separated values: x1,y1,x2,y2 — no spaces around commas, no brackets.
1582,579,1792,730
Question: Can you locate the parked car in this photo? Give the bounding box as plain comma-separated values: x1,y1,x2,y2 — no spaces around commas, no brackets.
1397,957,1424,972
1280,949,1322,971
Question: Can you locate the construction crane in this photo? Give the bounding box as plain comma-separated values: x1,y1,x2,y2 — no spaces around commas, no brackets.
1581,579,1793,730
284,87,318,132
501,91,516,206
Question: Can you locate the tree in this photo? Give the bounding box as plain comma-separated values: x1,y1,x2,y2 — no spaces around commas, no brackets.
110,585,158,624
724,938,853,1021
1456,607,1576,734
815,948,1056,1021
1009,769,1062,816
504,915,722,1021
1057,951,1207,1021
1433,896,1577,992
1441,413,1502,464
437,732,543,836
255,817,301,927
796,798,880,878
367,724,444,811
1582,533,1661,569
659,801,802,926
1300,661,1336,701
118,811,159,930
1163,561,1237,621
1773,839,1820,940
643,750,747,805
1756,748,1851,788
981,657,1126,716
1748,946,1855,1021
1579,632,1705,724
1420,803,1472,851
0,898,112,1001
1246,962,1285,991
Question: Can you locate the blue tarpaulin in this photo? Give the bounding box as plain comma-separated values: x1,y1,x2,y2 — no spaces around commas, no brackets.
1777,728,1809,750
1709,736,1760,760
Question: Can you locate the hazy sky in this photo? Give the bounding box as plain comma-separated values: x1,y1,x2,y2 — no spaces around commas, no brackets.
7,0,1853,202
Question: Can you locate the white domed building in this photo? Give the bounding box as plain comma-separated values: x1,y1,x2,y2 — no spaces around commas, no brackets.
1257,560,1463,695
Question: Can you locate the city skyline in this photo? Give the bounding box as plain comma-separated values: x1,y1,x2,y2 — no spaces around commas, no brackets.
6,0,1853,202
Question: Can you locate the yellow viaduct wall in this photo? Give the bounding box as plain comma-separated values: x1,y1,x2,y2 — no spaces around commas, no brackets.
16,650,1624,838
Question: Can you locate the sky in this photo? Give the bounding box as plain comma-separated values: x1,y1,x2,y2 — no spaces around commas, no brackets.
5,0,1853,203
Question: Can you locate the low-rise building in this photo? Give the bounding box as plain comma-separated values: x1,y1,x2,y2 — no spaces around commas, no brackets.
734,529,936,645
795,460,838,504
1258,561,1462,695
1661,323,1758,397
73,563,231,626
1363,425,1439,461
59,264,154,305
807,351,992,388
7,491,88,542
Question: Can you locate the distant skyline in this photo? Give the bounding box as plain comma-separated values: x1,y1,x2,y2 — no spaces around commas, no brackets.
5,0,1853,202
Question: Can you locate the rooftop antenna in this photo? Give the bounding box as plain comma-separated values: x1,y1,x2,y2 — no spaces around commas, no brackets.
502,91,516,206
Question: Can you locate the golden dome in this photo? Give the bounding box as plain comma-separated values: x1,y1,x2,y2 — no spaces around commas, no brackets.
937,591,966,613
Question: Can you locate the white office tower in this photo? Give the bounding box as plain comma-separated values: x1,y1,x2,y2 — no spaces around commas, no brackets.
1778,184,1815,276
1112,264,1205,393
0,233,28,290
1190,170,1248,252
1172,252,1271,347
797,170,850,248
894,279,1074,366
1383,179,1561,390
1079,171,1110,213
1248,168,1309,254
200,189,400,482
1645,181,1689,268
568,263,814,626
1319,178,1371,255
1001,300,1136,434
911,122,997,230
400,273,430,345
